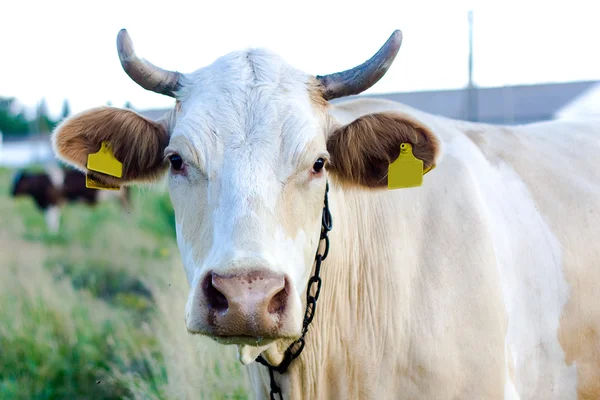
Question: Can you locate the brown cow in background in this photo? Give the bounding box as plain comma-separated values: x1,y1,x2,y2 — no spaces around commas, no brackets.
10,165,131,233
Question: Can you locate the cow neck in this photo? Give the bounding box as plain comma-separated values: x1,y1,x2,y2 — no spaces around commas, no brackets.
255,180,333,400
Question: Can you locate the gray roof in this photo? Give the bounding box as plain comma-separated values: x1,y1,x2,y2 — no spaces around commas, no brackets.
136,80,600,125
335,80,600,125
138,108,172,121
554,82,600,119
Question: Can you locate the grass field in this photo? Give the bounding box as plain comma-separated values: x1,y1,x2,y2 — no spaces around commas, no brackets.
0,166,251,399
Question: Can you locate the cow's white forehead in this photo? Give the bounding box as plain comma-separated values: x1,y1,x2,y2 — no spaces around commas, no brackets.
170,48,322,178
166,48,327,286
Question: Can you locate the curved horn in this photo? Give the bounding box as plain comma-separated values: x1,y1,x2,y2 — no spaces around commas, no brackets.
316,30,403,101
116,29,181,97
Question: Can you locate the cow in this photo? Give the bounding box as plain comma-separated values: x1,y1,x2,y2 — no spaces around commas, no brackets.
10,165,131,233
50,28,600,399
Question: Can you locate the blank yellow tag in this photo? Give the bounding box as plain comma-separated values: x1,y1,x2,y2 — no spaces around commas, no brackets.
86,175,120,191
87,142,122,178
388,143,431,189
86,141,122,191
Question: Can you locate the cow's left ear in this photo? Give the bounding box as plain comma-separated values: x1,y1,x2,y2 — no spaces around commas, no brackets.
326,111,441,188
52,106,171,187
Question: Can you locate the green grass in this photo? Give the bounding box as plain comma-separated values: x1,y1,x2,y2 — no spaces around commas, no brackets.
0,292,156,399
45,257,155,317
0,166,251,399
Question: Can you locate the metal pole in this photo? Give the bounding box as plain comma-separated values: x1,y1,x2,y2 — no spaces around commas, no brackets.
468,10,474,89
467,10,478,122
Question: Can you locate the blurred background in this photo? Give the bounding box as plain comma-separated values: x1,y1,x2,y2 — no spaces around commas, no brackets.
1,0,599,398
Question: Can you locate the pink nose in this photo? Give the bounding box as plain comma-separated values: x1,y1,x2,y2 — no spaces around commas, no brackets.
202,270,289,337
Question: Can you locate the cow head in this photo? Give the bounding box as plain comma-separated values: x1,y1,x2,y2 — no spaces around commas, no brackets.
10,170,28,197
10,169,59,209
51,29,440,364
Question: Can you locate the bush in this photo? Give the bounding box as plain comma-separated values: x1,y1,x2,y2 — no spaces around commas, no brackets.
46,258,155,317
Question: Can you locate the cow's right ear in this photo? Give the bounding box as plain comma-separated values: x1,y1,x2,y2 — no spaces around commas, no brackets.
52,106,170,187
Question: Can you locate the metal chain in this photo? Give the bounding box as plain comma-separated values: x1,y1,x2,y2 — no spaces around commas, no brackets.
255,181,332,400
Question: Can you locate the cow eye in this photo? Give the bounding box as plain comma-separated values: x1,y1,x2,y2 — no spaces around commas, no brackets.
312,158,325,174
169,154,183,171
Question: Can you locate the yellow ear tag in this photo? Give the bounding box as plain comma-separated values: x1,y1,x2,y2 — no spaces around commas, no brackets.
388,143,430,189
87,142,123,178
85,175,120,191
85,141,123,190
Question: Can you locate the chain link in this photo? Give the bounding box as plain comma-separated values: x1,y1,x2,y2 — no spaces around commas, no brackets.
255,181,332,400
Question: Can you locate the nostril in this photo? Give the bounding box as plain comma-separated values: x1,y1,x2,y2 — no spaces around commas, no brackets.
204,275,228,312
267,278,289,315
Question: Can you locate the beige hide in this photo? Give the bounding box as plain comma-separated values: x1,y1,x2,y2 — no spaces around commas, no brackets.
245,97,600,400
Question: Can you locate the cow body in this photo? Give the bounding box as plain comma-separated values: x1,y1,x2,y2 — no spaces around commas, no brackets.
51,29,600,399
11,165,131,233
245,98,600,400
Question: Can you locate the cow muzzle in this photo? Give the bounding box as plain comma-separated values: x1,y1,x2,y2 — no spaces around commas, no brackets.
188,269,299,343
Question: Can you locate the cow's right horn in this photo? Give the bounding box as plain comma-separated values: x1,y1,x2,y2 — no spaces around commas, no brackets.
116,29,181,98
316,30,403,101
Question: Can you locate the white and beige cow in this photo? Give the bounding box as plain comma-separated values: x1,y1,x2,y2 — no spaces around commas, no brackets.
51,28,600,399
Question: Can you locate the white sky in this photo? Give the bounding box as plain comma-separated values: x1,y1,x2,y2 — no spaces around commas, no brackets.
1,0,599,118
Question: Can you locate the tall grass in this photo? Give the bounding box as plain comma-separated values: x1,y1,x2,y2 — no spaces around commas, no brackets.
0,167,251,399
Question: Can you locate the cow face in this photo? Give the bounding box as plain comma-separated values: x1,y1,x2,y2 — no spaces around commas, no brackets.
51,29,440,363
166,50,331,348
10,170,58,210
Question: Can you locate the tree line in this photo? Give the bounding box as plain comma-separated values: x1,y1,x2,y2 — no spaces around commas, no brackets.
0,97,133,138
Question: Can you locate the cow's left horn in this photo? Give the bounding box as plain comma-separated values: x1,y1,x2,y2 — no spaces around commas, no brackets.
116,29,181,97
316,30,403,101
